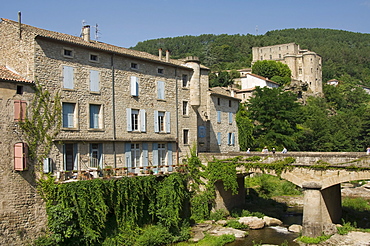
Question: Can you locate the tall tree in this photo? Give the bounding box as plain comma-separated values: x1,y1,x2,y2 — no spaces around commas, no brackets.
252,60,291,85
247,87,303,149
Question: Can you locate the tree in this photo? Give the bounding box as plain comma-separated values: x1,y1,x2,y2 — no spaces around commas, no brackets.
235,104,254,150
247,87,303,149
252,60,291,85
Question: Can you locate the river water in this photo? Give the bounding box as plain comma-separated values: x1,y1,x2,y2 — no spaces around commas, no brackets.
226,207,302,246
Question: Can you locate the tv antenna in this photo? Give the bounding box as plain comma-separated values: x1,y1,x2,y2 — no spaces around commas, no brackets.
93,23,100,41
256,25,258,35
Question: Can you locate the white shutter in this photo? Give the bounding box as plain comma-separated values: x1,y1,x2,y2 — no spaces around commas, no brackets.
157,81,165,99
126,108,132,131
165,111,171,133
63,66,74,89
131,76,138,96
90,70,100,92
140,109,146,132
154,110,159,133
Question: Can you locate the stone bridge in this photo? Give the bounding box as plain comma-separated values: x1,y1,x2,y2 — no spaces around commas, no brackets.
199,152,370,237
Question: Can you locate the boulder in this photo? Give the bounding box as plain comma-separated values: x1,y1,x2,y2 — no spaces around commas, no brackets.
208,226,247,238
239,216,265,229
216,220,228,226
263,216,283,226
288,224,302,233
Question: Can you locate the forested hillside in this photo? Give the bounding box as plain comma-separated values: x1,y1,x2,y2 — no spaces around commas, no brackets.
132,28,370,86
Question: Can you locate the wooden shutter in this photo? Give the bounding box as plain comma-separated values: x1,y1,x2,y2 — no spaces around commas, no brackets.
125,143,132,171
157,81,165,99
167,143,173,172
217,111,221,123
154,110,159,133
131,76,138,96
231,133,235,145
90,70,100,92
142,143,148,167
229,112,233,124
165,112,171,133
14,142,27,171
140,109,146,132
14,100,27,122
63,66,74,89
126,108,132,131
217,132,221,145
152,143,158,167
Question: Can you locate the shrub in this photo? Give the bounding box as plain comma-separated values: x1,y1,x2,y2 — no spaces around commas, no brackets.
225,219,249,230
135,225,173,246
210,209,229,221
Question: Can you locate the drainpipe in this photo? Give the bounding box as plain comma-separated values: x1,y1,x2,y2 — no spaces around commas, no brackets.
111,54,117,168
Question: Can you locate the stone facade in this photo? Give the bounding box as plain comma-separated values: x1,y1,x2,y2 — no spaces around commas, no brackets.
0,68,47,245
252,42,323,95
0,18,240,244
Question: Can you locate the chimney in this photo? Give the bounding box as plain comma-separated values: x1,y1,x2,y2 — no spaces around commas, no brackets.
82,25,91,42
158,48,163,60
166,50,170,62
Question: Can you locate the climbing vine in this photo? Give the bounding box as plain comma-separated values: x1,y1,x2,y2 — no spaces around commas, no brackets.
20,80,61,171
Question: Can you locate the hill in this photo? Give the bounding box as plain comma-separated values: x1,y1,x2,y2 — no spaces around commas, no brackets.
132,29,370,86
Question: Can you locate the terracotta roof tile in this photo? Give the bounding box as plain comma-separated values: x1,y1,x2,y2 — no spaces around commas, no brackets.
0,66,33,83
1,18,208,70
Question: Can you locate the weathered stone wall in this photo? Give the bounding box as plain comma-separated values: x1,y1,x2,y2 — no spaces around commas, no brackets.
0,82,47,245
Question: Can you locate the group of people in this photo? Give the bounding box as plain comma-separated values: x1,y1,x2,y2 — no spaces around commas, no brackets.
246,147,287,154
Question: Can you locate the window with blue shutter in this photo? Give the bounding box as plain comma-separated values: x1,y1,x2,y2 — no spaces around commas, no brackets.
167,143,173,172
126,108,132,131
90,70,100,92
63,66,74,89
217,111,221,123
130,76,139,96
90,104,100,128
154,110,159,133
152,143,159,173
229,112,233,124
62,103,75,128
142,143,148,167
140,109,146,132
165,111,171,133
217,132,222,145
157,81,165,100
231,133,235,145
125,143,132,171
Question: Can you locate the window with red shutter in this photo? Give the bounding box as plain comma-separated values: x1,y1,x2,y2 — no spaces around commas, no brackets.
14,142,28,171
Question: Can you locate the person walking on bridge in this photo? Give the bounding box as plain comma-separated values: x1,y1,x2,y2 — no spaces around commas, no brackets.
282,147,287,154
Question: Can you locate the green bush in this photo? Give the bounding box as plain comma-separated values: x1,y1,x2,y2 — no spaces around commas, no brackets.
210,209,229,221
298,234,331,244
135,225,174,246
195,234,236,246
225,219,249,230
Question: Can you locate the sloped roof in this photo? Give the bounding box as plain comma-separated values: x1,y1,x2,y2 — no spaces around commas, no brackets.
247,73,280,85
209,87,241,100
0,66,33,83
1,18,209,70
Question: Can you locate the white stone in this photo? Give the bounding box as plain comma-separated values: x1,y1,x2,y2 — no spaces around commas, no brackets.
238,216,265,229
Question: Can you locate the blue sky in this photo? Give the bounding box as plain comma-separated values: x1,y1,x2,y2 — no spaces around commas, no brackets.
1,0,370,48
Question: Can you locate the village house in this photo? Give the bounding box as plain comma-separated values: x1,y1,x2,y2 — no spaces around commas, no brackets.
0,17,240,244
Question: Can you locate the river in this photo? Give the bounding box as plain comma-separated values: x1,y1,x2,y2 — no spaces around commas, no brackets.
226,207,302,246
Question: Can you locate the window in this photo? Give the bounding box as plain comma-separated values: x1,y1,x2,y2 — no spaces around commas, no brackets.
157,68,164,74
158,143,166,166
16,85,23,95
62,102,76,128
131,143,141,168
90,70,100,92
126,108,146,132
270,55,272,59
182,101,188,115
183,129,189,145
90,143,102,168
260,56,263,60
182,74,188,87
131,63,138,69
229,100,231,107
130,76,139,96
89,54,99,62
217,111,221,123
63,49,73,58
154,111,170,133
217,98,220,105
63,65,74,89
228,112,233,124
14,142,28,171
14,100,27,122
299,68,302,75
228,133,235,145
217,132,222,145
279,54,281,59
64,143,77,171
157,81,165,100
89,104,102,129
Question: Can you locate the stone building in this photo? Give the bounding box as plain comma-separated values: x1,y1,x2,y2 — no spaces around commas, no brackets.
252,43,323,95
0,17,240,243
0,66,47,245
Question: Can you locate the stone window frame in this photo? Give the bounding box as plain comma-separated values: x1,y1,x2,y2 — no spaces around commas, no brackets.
89,53,100,63
157,67,164,75
62,47,74,58
130,62,139,70
88,103,104,131
62,101,79,130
